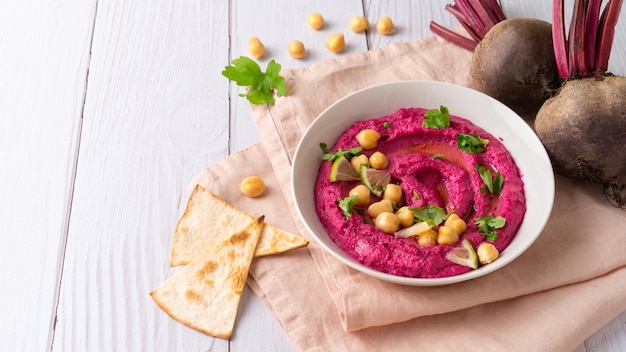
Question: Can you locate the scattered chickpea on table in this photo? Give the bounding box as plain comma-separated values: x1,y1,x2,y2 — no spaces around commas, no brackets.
325,33,345,53
247,36,265,59
240,176,266,198
349,16,369,33
376,16,395,35
287,40,306,59
245,14,395,62
307,13,324,30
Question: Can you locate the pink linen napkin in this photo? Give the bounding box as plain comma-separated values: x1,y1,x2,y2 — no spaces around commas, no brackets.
191,32,626,351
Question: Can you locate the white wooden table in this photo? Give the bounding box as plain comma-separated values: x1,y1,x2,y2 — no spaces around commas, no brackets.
1,1,625,351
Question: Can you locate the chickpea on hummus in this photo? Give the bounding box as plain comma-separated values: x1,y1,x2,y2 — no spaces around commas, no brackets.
314,107,526,278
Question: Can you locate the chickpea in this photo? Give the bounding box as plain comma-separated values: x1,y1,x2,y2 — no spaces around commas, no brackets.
349,16,369,33
369,151,389,169
445,213,467,234
395,206,414,228
240,176,266,198
326,33,345,53
287,40,306,59
248,37,265,59
375,212,400,234
307,13,324,30
418,229,438,246
351,154,369,173
477,243,499,265
355,129,380,149
446,213,461,222
349,185,370,207
437,225,459,245
376,16,395,35
383,184,402,204
367,199,393,218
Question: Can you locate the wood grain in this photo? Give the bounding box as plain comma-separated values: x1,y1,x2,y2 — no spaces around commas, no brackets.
52,1,230,350
0,0,624,351
0,1,96,350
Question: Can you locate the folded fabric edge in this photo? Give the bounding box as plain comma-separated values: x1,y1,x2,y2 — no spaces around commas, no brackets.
246,265,626,352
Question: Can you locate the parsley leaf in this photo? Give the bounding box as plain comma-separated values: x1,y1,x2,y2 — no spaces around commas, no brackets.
475,216,506,241
456,133,489,154
383,121,390,128
422,105,450,129
222,56,287,105
432,154,444,159
475,166,504,194
337,195,359,220
409,205,447,225
319,143,362,162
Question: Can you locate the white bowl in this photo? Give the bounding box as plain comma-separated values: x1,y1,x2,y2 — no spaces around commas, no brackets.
291,80,554,286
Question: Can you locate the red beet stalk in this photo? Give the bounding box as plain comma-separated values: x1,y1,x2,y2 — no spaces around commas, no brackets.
553,0,624,79
429,0,505,52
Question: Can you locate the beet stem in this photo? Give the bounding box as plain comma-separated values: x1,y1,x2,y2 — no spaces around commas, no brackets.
584,0,603,72
553,0,570,79
569,0,589,77
596,0,625,73
486,0,506,22
445,4,482,42
429,21,478,51
455,0,489,37
467,0,499,29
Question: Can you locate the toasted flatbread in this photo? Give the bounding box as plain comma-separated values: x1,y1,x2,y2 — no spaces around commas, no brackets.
255,222,309,257
151,218,264,339
170,185,307,266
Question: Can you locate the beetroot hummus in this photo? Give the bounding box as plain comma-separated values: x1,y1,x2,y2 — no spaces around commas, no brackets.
314,107,526,278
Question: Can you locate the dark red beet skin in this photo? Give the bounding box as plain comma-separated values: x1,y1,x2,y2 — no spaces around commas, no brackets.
471,18,561,117
535,75,626,206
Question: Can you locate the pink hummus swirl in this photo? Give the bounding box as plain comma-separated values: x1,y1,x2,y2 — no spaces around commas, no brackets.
314,107,526,278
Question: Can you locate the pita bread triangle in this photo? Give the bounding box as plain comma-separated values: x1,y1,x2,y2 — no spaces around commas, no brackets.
170,184,307,267
151,217,264,339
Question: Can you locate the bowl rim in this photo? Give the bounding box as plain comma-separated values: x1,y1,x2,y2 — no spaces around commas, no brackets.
291,80,555,286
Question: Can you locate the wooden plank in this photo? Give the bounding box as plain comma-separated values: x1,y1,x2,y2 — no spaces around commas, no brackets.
0,1,96,350
229,0,370,152
51,1,230,351
364,0,457,48
228,1,368,350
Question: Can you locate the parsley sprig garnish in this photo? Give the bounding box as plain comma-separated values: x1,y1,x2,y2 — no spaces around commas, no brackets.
222,56,287,105
457,133,489,154
422,106,450,129
319,143,362,162
475,166,504,195
337,195,358,220
475,216,506,241
410,205,447,225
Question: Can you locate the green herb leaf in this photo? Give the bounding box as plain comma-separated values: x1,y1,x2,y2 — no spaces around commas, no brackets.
412,190,421,200
475,166,504,194
456,133,489,154
337,195,359,221
383,121,390,128
493,173,504,194
319,143,362,162
432,154,444,159
475,216,506,241
222,57,287,105
410,205,447,226
422,105,450,130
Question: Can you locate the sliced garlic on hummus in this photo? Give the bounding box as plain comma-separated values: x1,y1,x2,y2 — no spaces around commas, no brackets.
394,220,435,238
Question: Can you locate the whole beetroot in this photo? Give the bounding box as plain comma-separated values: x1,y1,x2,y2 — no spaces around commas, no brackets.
535,0,626,207
471,18,560,116
430,1,561,116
